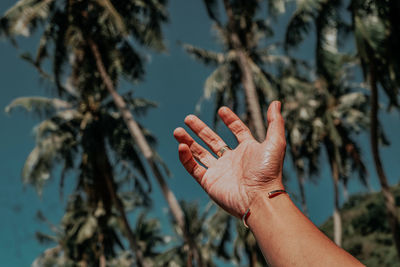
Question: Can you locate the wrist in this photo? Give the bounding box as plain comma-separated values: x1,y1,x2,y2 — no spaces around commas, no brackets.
244,187,289,230
247,180,285,208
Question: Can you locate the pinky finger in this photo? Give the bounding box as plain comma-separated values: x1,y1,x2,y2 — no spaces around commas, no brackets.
178,143,207,185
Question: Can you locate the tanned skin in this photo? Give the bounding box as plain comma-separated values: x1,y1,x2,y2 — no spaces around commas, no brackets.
174,101,364,267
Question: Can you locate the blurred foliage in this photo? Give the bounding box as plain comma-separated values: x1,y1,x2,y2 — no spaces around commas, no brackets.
1,0,400,266
183,0,287,130
1,0,170,265
320,184,400,266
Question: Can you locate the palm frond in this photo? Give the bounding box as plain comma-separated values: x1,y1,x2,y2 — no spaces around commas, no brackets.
22,132,74,195
183,43,225,66
96,0,128,36
267,0,287,18
0,0,54,37
203,0,221,26
249,59,277,100
204,64,230,99
5,96,72,118
285,0,320,50
117,40,145,81
104,93,157,116
51,10,68,94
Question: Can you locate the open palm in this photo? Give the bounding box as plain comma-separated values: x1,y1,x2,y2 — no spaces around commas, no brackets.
174,101,286,218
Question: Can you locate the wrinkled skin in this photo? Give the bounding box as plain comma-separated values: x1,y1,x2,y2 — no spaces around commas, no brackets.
174,101,286,218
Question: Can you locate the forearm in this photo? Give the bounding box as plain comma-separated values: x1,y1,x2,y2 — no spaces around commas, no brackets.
247,193,364,267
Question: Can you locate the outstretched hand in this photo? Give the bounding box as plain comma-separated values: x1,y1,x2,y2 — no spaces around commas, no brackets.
173,101,286,218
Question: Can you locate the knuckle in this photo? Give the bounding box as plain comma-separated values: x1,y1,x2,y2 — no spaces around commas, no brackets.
230,121,250,137
209,138,221,149
199,127,220,147
198,126,208,137
189,164,196,174
278,137,287,148
192,145,205,157
182,156,192,166
271,136,286,148
236,127,249,137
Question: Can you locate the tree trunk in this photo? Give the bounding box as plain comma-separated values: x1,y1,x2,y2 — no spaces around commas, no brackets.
88,40,205,267
327,149,342,247
99,254,106,267
92,131,147,267
297,172,308,217
341,182,349,202
250,250,257,267
103,162,147,267
245,247,256,267
332,160,342,247
222,0,266,142
99,232,107,267
290,145,308,216
369,66,400,258
187,247,193,267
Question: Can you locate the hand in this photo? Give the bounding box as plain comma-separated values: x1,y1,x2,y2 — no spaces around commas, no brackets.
173,101,286,218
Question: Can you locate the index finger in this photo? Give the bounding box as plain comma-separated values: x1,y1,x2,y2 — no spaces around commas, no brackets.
218,106,253,143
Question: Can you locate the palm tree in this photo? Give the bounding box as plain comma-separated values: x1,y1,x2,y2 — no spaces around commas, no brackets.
349,0,400,257
33,204,166,266
0,1,204,264
221,0,266,141
233,222,265,267
285,66,369,247
156,202,232,267
285,0,400,254
5,93,159,265
279,63,320,216
184,0,286,140
285,0,370,246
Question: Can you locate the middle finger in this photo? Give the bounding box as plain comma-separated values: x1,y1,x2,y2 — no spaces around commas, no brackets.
184,114,228,155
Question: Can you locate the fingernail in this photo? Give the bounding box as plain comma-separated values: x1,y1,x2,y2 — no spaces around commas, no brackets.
218,106,227,115
275,101,281,112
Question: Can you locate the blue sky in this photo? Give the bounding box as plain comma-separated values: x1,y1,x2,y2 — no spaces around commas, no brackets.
0,0,399,265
